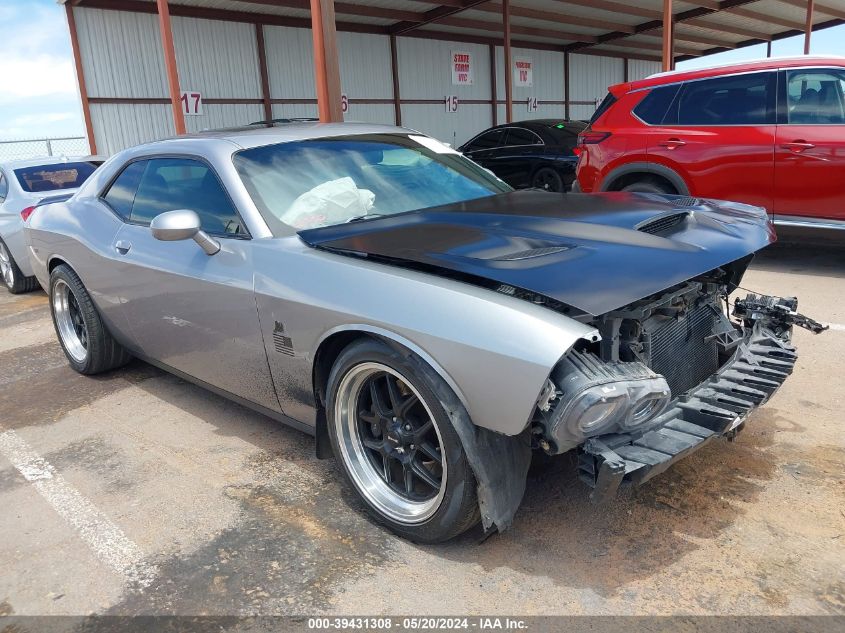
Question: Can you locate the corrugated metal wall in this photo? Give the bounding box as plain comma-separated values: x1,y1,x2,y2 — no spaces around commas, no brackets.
397,38,492,145
76,8,168,98
628,59,663,82
569,54,625,120
75,7,644,154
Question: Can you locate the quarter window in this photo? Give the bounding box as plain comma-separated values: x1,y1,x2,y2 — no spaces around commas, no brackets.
633,84,681,125
463,129,505,151
102,160,146,219
673,72,775,126
0,174,7,201
504,128,543,146
786,69,845,124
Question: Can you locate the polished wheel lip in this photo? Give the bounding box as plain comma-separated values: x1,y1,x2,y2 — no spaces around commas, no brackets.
52,279,88,363
0,242,14,288
334,362,447,525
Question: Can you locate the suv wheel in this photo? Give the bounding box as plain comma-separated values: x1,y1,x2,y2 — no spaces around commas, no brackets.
620,178,675,195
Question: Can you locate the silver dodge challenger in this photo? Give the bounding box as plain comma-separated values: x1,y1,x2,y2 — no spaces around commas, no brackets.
24,123,823,543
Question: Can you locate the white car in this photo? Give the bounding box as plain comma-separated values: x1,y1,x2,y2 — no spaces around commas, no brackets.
0,156,102,293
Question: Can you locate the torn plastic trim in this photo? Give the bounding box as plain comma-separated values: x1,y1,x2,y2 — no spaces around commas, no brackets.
578,314,798,504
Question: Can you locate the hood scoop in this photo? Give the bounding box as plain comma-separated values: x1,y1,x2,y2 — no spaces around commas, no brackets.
489,245,571,261
636,211,689,235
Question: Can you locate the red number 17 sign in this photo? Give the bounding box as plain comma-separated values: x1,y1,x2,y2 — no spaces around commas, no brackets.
180,91,203,116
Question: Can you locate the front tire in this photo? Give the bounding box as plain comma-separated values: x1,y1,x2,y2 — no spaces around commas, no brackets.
326,339,479,543
0,239,39,294
49,264,132,375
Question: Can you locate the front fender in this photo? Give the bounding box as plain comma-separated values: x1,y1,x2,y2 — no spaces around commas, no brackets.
253,237,599,436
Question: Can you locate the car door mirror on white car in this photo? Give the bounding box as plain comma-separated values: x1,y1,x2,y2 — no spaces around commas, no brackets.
150,209,220,256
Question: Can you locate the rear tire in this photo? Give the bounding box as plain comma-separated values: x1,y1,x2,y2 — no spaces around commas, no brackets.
0,239,39,294
326,338,479,543
620,178,675,194
49,264,132,375
531,167,564,192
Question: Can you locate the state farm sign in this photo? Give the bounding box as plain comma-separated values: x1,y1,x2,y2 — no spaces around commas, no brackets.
451,51,474,85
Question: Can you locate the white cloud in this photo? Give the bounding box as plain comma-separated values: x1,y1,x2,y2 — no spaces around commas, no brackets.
0,55,77,103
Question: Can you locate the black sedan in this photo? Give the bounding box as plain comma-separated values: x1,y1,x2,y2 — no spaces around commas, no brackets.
458,119,586,192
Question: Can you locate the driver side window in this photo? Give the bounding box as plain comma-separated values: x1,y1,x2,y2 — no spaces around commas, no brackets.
103,157,247,237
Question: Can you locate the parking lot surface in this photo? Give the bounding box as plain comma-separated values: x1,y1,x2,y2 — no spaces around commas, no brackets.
0,236,843,617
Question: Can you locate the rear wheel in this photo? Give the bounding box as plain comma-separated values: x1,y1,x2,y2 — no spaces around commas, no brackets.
531,167,564,192
620,178,675,194
49,264,132,375
326,339,479,542
0,239,39,294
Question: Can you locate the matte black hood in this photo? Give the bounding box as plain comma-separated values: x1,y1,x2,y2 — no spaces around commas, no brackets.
298,191,775,316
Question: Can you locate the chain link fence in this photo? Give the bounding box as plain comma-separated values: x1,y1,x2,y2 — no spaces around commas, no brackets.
0,137,91,161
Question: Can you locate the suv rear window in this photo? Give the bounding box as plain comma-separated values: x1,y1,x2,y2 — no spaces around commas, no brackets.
590,93,617,124
633,84,681,124
14,162,100,193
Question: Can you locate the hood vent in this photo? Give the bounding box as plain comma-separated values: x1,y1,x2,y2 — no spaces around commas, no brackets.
491,246,571,261
637,212,688,235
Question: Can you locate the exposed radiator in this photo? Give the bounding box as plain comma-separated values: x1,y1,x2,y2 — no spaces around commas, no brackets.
643,302,720,396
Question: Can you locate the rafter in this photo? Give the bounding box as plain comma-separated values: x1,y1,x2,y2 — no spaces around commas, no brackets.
564,0,767,54
389,0,492,36
776,0,845,21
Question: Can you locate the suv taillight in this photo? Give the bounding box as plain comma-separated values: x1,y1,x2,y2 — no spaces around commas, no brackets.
20,206,36,222
577,131,611,146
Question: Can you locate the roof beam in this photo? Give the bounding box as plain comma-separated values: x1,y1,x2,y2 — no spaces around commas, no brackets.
643,28,737,48
564,0,768,54
676,16,844,61
438,16,597,43
476,3,636,33
389,0,492,36
775,0,845,21
209,0,421,22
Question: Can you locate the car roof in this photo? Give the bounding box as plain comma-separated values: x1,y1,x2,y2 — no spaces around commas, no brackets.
619,55,845,93
133,122,417,154
0,156,102,170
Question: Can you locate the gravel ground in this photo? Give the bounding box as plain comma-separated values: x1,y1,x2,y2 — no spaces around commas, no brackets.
0,234,842,618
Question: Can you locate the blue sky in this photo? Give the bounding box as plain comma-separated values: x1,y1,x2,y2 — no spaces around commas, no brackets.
0,0,82,140
1,0,844,141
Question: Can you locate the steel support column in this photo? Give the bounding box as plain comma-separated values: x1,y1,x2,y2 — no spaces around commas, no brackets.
65,4,97,154
256,24,273,123
310,0,344,122
662,0,673,73
804,0,815,54
564,51,570,120
489,43,498,126
390,34,401,125
156,0,186,135
503,0,513,123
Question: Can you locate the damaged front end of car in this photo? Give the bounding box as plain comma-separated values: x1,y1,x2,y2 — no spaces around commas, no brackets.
530,263,827,503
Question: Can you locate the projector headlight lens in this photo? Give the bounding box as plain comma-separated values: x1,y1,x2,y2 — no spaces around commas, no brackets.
558,384,630,438
621,377,671,430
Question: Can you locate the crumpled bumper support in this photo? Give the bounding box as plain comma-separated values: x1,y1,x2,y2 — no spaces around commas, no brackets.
578,325,797,503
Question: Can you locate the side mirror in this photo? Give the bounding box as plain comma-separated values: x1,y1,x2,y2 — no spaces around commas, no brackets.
150,209,220,256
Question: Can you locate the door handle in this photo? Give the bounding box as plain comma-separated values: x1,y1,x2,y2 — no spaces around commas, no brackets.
114,240,132,255
658,138,686,149
781,141,815,153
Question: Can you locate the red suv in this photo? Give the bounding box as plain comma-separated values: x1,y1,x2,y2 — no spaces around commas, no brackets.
573,56,845,227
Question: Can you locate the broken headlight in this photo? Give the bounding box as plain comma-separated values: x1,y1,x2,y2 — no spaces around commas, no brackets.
543,351,671,451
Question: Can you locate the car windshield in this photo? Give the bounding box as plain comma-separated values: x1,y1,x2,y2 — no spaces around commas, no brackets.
233,133,511,233
14,161,100,193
